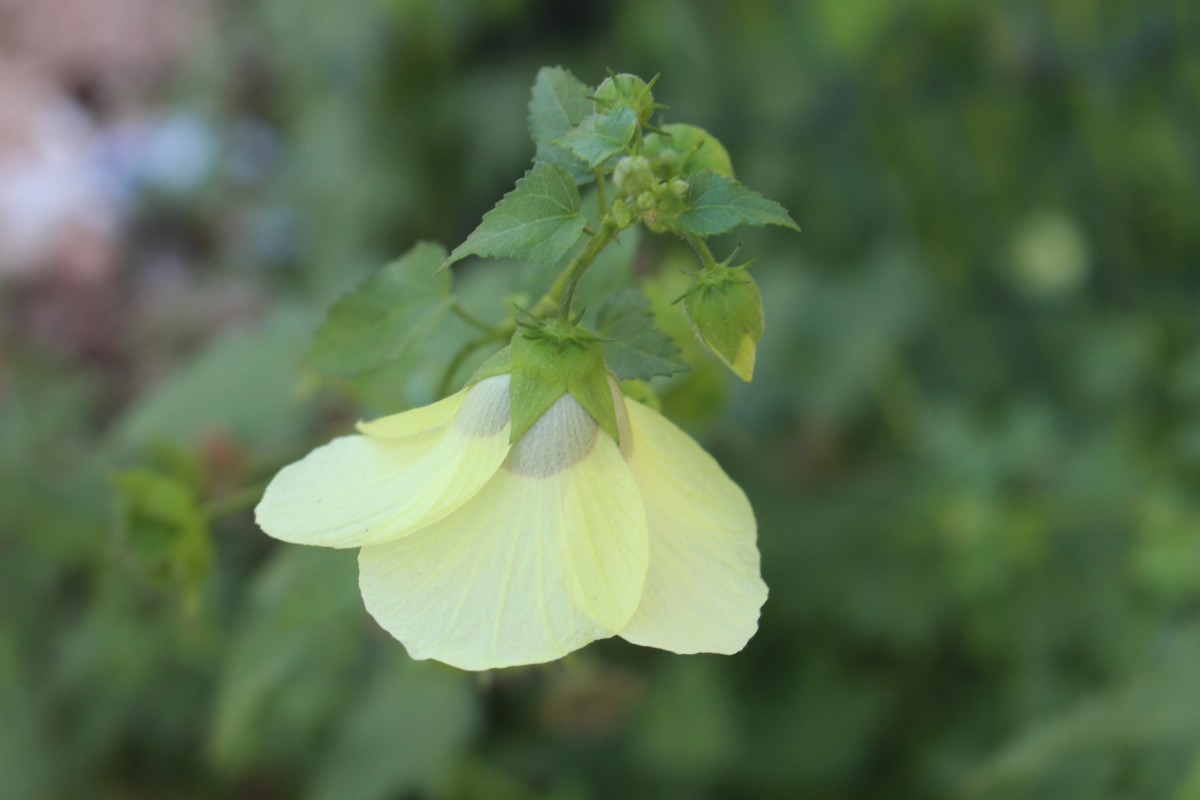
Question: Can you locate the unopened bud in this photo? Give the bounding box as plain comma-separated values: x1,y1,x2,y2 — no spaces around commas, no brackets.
683,267,764,381
594,74,656,125
613,155,657,196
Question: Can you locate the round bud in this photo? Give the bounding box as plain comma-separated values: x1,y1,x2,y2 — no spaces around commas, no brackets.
609,197,635,229
594,74,656,125
643,124,734,179
613,155,657,196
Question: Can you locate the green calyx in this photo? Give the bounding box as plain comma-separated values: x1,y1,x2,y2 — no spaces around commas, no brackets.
681,262,765,382
466,345,514,386
508,320,620,444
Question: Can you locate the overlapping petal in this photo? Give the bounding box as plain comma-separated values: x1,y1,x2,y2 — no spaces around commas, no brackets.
619,400,767,655
255,376,512,549
358,391,649,670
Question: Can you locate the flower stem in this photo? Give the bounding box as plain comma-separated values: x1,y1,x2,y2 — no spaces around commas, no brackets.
451,303,500,333
557,221,617,320
437,332,506,398
685,233,720,269
595,169,607,211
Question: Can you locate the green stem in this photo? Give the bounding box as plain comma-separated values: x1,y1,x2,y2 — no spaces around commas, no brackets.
684,233,720,269
557,222,617,320
595,169,607,212
437,332,506,398
451,303,499,333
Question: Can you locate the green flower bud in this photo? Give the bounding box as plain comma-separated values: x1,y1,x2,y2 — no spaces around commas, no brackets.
644,123,734,179
613,155,657,196
609,197,635,229
594,74,656,125
683,267,764,382
636,190,656,211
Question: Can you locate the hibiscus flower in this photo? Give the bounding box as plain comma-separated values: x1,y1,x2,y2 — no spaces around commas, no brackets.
255,372,767,671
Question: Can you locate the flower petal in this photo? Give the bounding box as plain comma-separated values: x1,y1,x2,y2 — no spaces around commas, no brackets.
255,376,512,548
619,400,767,654
358,391,649,671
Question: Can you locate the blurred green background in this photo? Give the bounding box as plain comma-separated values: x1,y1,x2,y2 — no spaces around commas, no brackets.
3,0,1200,798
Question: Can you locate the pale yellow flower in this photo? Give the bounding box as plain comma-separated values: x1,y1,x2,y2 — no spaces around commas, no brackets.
255,374,767,671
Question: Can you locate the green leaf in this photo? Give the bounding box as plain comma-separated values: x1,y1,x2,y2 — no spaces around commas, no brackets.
444,163,586,269
595,288,687,380
528,66,594,185
111,468,212,600
306,653,478,800
679,171,800,236
307,242,452,378
212,548,362,771
557,107,639,169
108,307,318,457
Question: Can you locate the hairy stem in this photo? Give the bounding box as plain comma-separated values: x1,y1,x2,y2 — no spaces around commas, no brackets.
451,303,500,333
685,232,720,269
437,332,506,398
595,169,607,212
557,221,617,320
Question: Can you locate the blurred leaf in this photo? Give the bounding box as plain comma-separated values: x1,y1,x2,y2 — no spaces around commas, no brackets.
557,108,638,169
966,633,1200,800
679,171,799,236
306,242,452,378
111,468,211,604
109,307,318,457
528,66,595,185
595,288,687,380
307,653,478,800
634,658,736,776
212,548,363,772
444,163,587,269
0,630,52,799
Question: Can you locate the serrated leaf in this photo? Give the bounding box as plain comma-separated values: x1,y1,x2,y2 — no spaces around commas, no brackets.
679,171,800,237
444,163,586,269
557,107,639,169
307,242,452,378
528,66,593,147
528,66,594,185
533,141,595,185
595,288,688,380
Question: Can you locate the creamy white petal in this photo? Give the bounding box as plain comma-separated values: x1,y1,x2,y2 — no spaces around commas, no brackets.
356,390,465,440
619,400,767,654
358,391,649,671
255,376,512,549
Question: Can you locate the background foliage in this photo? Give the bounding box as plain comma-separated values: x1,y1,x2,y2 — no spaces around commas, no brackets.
3,0,1200,798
